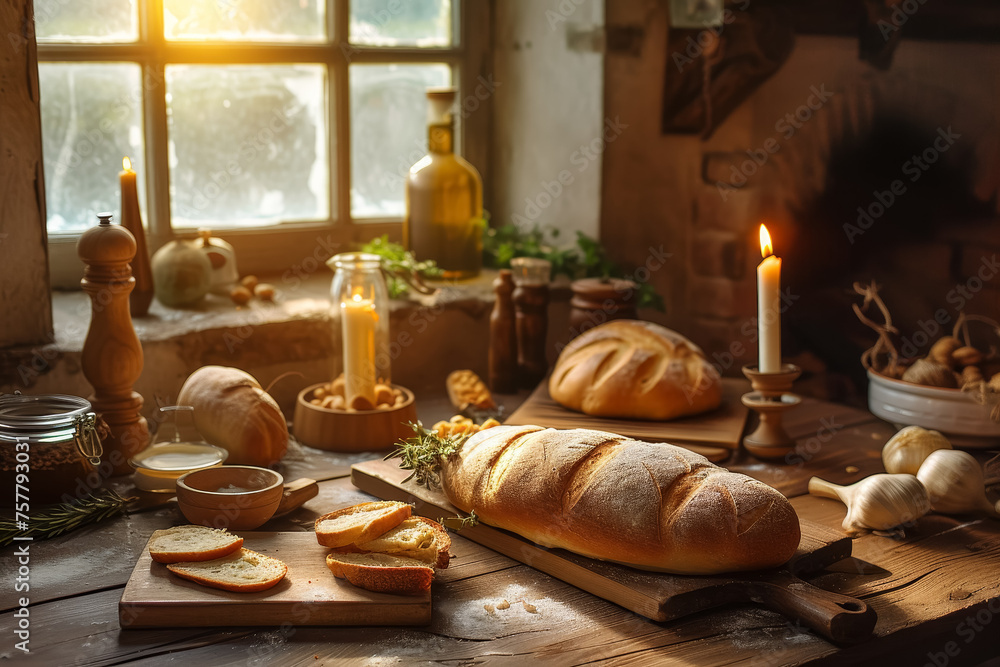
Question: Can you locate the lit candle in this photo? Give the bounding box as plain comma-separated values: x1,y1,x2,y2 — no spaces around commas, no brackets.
120,156,140,230
757,224,782,373
342,290,378,407
119,156,154,316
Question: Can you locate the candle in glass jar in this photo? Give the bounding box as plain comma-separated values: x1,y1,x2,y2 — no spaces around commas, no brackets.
342,291,378,407
757,224,782,373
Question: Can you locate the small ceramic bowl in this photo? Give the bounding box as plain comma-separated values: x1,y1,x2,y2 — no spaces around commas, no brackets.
175,465,283,530
868,369,1000,448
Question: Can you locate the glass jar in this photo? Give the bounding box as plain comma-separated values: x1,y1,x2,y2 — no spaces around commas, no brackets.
326,252,391,408
0,393,103,506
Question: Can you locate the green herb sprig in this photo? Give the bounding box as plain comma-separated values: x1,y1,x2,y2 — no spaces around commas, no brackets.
438,510,479,532
0,489,135,548
360,235,442,298
386,422,470,489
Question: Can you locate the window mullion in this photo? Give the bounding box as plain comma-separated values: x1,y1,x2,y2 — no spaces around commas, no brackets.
333,0,351,228
142,0,172,248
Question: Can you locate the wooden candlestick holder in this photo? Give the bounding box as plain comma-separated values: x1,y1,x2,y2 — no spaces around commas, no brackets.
741,364,801,462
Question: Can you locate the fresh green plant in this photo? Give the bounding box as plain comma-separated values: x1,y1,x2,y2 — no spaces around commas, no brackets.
482,224,665,311
360,235,442,298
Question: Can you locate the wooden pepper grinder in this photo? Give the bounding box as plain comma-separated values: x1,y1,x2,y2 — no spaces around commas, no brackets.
511,258,552,388
77,213,149,475
489,269,517,394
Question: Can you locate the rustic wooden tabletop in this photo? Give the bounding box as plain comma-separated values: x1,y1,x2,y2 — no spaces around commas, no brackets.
4,395,1000,666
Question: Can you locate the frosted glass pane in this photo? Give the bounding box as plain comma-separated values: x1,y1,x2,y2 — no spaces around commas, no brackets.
350,0,452,46
350,64,451,218
35,0,137,43
166,65,328,228
164,0,326,41
39,64,145,233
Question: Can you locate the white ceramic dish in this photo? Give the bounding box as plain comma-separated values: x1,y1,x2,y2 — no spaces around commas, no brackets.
867,370,1000,448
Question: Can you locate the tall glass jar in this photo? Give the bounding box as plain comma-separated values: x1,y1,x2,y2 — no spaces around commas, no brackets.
404,87,483,279
0,393,103,505
327,253,391,409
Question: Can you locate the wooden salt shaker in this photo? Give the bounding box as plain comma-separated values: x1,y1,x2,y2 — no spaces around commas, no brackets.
511,258,551,389
77,213,149,475
489,270,517,394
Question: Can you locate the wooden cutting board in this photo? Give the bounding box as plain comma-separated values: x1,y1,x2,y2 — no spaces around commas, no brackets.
119,532,431,628
503,377,751,462
352,457,877,644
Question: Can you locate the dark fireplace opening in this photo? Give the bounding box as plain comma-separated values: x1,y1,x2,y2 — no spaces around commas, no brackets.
777,116,998,399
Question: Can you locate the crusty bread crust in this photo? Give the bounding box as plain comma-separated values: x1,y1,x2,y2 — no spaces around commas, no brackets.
325,552,433,596
315,501,411,547
549,320,722,420
148,526,244,564
166,548,287,592
441,425,801,575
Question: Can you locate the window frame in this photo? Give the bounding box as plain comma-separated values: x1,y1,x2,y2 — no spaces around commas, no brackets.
39,0,492,288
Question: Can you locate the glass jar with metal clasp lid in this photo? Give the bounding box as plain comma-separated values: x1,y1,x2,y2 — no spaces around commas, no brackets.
0,393,103,506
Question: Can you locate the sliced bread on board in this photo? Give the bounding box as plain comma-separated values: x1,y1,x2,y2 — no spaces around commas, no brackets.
148,525,244,564
315,501,412,548
166,548,287,593
332,516,451,569
325,552,433,596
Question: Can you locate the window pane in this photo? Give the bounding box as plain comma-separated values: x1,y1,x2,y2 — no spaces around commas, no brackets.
164,0,326,41
350,64,451,219
39,63,145,233
166,65,328,228
34,0,137,43
350,0,452,46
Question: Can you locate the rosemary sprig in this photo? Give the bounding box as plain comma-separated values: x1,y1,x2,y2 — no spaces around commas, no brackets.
385,421,470,489
0,489,136,548
438,510,479,532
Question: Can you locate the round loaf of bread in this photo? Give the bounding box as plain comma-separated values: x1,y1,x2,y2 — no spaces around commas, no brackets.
549,320,722,420
441,424,800,574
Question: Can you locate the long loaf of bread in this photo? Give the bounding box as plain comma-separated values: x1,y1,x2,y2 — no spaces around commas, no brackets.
440,425,800,574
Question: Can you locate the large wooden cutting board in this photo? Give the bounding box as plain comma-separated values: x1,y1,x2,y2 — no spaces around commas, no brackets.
352,458,877,644
504,377,750,462
119,532,431,628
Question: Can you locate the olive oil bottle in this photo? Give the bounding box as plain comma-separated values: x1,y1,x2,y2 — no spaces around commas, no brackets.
404,88,483,279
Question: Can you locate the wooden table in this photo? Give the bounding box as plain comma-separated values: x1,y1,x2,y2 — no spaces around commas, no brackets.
4,395,1000,666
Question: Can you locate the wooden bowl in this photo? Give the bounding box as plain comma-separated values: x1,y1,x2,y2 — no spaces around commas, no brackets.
292,383,418,452
175,465,284,530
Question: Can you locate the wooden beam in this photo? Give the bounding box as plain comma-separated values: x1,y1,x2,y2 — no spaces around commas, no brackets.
0,0,53,348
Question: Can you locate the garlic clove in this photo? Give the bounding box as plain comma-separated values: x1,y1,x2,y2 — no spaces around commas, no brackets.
882,426,953,475
915,449,1000,518
809,474,931,536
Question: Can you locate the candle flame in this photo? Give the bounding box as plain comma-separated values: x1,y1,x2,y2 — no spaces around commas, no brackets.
123,156,132,171
352,292,363,303
759,224,773,258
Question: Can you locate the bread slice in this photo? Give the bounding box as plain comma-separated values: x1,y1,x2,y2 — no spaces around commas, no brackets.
315,501,411,548
166,548,287,593
325,552,433,596
148,525,244,564
335,516,451,569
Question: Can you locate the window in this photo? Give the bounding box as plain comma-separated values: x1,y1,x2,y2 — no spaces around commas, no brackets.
36,0,489,287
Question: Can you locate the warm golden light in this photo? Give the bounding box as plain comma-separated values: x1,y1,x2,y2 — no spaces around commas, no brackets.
123,156,132,171
759,224,773,258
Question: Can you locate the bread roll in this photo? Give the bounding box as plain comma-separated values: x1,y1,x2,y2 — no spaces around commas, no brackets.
441,424,800,574
549,320,721,420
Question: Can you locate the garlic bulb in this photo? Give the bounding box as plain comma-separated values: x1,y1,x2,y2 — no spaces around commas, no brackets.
916,449,1000,518
882,426,952,475
808,474,931,535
